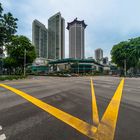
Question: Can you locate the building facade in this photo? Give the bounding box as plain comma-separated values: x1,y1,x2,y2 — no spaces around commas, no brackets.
103,57,109,65
48,12,65,59
32,20,48,58
49,58,103,73
67,18,87,59
95,48,103,62
30,58,103,75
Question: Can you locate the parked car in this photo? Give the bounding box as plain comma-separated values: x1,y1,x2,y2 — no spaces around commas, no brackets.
71,73,79,77
62,74,71,77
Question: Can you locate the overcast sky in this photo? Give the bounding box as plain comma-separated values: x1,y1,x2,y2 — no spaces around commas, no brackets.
1,0,140,59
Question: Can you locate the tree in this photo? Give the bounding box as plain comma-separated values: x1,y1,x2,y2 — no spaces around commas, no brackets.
0,3,18,46
111,41,130,69
0,3,3,18
6,35,36,74
3,57,17,74
111,37,140,74
129,37,140,64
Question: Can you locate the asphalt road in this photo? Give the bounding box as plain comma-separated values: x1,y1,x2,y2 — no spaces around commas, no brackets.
0,76,140,140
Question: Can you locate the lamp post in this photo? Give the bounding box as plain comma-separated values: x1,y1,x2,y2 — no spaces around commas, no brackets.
78,61,79,74
0,47,4,75
124,59,127,77
124,51,127,77
24,49,26,76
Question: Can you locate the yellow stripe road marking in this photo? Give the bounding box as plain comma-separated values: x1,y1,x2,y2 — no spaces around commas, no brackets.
90,78,99,126
0,84,97,139
0,78,125,140
96,78,125,140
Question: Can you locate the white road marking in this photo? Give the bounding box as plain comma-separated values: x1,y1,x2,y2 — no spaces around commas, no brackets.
0,126,6,140
0,126,2,131
0,134,6,140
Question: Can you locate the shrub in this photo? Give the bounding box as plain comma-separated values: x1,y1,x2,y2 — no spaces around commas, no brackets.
0,75,26,81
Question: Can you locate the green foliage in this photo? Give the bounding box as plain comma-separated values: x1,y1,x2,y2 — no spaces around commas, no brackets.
0,3,35,76
129,37,140,63
0,75,26,81
0,3,18,46
0,3,3,16
3,57,17,68
137,60,140,69
111,37,140,70
6,35,36,68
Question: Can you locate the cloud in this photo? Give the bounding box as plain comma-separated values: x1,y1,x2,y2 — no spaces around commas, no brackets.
1,0,140,59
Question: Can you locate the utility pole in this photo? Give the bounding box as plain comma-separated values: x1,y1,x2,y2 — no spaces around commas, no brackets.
24,49,26,76
78,62,79,75
0,47,3,75
124,59,126,77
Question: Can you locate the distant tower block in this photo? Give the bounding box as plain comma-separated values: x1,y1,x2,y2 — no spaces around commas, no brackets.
95,48,103,61
32,20,48,58
48,12,65,59
67,18,87,59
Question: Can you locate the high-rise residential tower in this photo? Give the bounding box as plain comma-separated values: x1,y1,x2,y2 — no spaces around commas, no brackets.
67,18,87,59
95,48,103,61
32,19,48,58
48,12,65,59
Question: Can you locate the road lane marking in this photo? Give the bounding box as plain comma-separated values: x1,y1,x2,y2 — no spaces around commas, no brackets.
0,134,6,140
96,78,124,140
0,84,97,139
90,78,99,126
0,78,125,140
0,126,6,140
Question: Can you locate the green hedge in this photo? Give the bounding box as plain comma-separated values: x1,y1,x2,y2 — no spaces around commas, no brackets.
0,75,26,81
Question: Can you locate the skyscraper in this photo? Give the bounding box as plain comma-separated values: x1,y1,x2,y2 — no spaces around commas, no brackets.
95,48,103,62
48,12,65,59
32,19,48,58
67,18,87,59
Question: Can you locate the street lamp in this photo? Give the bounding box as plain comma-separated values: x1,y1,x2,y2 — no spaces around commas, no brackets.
24,49,26,76
78,61,79,74
0,47,4,75
124,59,127,77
